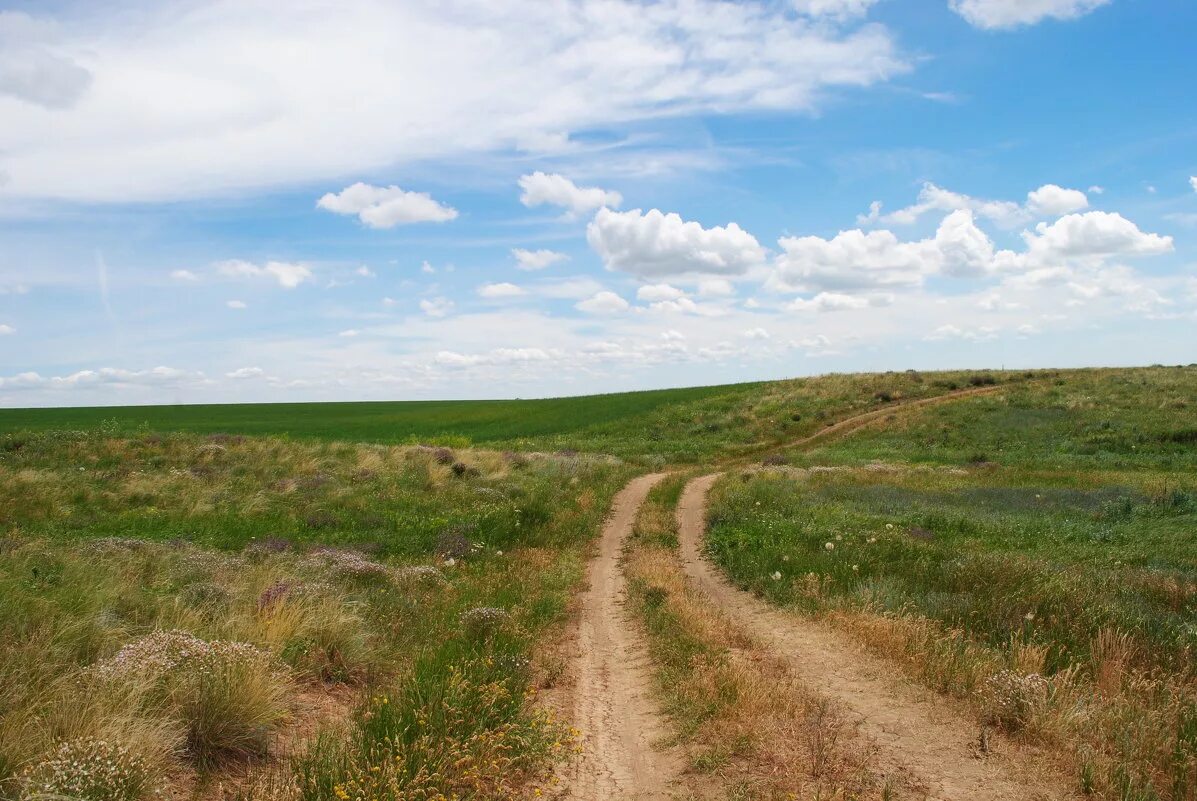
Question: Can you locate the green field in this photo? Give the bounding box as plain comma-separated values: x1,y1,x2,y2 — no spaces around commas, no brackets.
707,365,1197,799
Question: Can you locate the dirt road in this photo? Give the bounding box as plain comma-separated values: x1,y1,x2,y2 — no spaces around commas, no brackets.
675,473,1068,800
563,472,683,800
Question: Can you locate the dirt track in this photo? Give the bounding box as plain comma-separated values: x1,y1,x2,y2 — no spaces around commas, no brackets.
675,473,1069,800
563,472,683,800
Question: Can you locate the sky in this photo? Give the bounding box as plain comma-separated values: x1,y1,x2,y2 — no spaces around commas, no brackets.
1,0,1196,407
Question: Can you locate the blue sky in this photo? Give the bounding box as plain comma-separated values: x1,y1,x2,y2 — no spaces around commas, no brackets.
1,0,1195,407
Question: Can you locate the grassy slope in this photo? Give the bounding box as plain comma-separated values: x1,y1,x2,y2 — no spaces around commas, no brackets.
0,368,1027,462
707,365,1197,799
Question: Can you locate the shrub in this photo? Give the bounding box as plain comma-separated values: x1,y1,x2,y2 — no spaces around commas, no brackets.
968,374,997,387
460,607,509,640
977,669,1048,730
88,631,289,761
762,454,788,467
20,738,152,801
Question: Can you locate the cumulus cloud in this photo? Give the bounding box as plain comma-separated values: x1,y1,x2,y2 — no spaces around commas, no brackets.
788,292,870,312
742,327,770,339
1020,211,1173,264
216,259,312,288
317,182,458,228
949,0,1110,29
1191,176,1197,193
588,208,766,279
775,210,995,292
925,323,999,341
512,248,568,271
518,172,622,217
226,299,247,309
226,366,264,379
868,182,1088,228
0,2,907,203
419,297,454,317
636,284,686,302
170,269,200,282
0,366,197,391
477,282,527,299
697,278,735,297
338,329,359,337
435,347,558,368
1025,184,1090,217
0,324,14,335
575,290,630,314
790,0,879,18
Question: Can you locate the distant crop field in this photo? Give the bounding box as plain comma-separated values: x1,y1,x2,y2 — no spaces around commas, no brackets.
0,383,758,450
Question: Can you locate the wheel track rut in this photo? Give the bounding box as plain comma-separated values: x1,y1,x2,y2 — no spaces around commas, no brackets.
676,473,1072,801
563,472,683,800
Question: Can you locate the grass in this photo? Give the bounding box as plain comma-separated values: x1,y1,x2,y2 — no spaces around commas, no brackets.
1,368,1032,462
622,475,886,799
0,429,631,800
707,365,1197,799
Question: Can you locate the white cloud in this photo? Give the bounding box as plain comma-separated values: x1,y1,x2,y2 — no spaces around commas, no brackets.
636,284,686,302
226,299,247,309
419,297,454,317
1021,211,1173,263
477,282,527,299
588,208,766,279
421,261,436,274
790,0,878,18
697,279,735,297
775,210,994,292
576,290,630,314
0,366,197,391
1088,185,1104,194
661,329,686,341
355,265,375,278
925,323,999,341
512,248,568,271
949,0,1110,29
170,269,200,282
645,297,722,316
0,2,907,203
0,283,29,296
869,182,1088,228
518,172,622,217
338,329,359,337
382,296,397,307
215,259,312,289
0,12,92,109
1190,176,1197,193
788,292,870,312
435,347,558,368
742,327,770,339
1026,184,1089,216
226,366,264,379
0,324,14,335
317,182,458,229
534,276,607,300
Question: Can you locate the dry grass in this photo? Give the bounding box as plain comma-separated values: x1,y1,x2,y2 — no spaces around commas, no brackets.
624,479,893,800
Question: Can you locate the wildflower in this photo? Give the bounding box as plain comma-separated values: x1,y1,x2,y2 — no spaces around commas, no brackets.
851,564,859,572
771,571,782,581
835,534,842,541
867,537,877,544
782,554,789,562
1024,612,1035,621
885,523,894,530
824,542,835,551
444,557,456,567
495,550,503,556
21,738,151,801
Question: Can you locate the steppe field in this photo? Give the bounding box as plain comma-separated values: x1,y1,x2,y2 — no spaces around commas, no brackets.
2,366,1195,801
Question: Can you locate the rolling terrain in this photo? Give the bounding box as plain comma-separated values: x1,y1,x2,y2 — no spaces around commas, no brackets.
1,365,1194,800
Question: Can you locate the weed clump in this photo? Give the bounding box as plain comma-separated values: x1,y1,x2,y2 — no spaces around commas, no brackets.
20,738,152,801
88,631,289,760
978,669,1048,730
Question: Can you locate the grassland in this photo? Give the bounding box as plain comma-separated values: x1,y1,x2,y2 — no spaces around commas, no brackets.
0,430,632,800
707,366,1197,799
5,365,1196,800
0,369,1026,462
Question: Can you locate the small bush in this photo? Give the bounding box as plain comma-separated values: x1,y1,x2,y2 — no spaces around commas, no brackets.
977,670,1048,730
460,607,509,641
762,454,788,467
968,374,997,387
21,738,152,801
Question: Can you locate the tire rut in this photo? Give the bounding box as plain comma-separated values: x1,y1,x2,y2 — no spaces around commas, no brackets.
563,472,683,800
676,473,1073,801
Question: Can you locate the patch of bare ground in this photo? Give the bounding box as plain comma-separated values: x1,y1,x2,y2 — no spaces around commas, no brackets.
165,682,357,801
677,474,1076,801
554,472,687,801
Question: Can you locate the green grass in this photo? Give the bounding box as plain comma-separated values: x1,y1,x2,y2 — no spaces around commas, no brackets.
0,430,631,799
0,368,1035,462
707,365,1197,799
